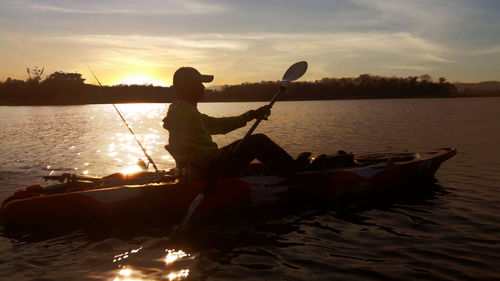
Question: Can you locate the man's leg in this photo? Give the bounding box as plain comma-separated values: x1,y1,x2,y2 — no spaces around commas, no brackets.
220,133,295,174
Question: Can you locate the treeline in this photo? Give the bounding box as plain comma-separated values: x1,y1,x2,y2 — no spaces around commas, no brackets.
1,70,497,105
204,74,459,102
454,81,500,97
0,69,176,105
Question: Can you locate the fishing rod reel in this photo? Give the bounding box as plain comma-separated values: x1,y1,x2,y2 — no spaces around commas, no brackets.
137,158,149,170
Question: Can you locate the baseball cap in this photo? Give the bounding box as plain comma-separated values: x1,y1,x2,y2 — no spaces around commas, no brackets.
173,67,214,87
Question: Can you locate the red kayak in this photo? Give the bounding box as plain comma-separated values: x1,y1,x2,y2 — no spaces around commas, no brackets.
1,148,456,225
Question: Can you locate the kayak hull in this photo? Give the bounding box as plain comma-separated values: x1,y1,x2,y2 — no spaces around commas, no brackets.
1,148,457,226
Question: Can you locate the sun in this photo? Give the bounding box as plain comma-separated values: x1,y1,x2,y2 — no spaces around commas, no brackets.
114,73,169,87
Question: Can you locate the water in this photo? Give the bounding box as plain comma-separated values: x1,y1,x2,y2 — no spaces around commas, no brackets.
0,98,499,280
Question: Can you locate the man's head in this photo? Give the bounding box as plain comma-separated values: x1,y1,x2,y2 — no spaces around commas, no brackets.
173,67,213,103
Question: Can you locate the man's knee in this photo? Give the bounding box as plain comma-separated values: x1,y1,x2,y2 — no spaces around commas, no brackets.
251,133,270,142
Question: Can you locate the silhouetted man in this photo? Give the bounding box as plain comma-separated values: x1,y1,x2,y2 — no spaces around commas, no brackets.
162,67,301,180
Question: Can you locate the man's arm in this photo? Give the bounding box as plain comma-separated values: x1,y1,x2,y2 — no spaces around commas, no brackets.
202,105,271,135
201,113,251,135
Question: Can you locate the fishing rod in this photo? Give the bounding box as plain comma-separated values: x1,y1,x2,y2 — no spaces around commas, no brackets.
85,63,159,172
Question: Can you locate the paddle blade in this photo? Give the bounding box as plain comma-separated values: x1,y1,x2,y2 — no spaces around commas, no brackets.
282,61,308,83
176,193,205,233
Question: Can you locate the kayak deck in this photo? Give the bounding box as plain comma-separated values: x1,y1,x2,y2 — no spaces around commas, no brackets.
1,148,457,225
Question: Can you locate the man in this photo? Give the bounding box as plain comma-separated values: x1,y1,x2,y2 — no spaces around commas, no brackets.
163,67,305,180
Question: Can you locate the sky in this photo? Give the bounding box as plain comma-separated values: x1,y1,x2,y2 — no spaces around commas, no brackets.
1,0,499,86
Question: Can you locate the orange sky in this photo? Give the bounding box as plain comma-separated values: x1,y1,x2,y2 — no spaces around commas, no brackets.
1,1,499,85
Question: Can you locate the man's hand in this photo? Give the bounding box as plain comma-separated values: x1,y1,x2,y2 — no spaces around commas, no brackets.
250,105,271,120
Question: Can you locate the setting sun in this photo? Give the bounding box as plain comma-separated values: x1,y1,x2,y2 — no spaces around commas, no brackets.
114,73,169,87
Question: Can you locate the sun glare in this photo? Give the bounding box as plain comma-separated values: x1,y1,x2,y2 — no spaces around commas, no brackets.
115,73,169,87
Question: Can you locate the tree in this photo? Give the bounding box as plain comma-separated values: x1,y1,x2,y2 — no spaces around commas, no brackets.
419,74,432,82
42,72,86,86
26,66,44,84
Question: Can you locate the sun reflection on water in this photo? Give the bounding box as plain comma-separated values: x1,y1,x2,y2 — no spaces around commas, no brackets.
113,266,143,281
120,165,143,175
98,103,170,173
118,268,132,277
112,267,190,281
114,103,166,117
111,248,191,281
164,249,190,264
167,269,189,280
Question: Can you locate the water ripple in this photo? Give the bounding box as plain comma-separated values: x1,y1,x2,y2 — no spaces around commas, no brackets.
1,99,499,280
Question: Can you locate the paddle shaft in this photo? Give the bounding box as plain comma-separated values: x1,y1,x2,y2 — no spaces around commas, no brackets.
232,85,286,153
173,85,287,235
172,61,307,236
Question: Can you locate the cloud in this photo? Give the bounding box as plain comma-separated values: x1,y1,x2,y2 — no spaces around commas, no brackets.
471,45,500,56
35,31,451,83
380,65,430,72
27,0,227,15
2,0,498,82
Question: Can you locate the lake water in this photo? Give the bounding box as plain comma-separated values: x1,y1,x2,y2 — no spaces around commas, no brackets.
0,98,499,280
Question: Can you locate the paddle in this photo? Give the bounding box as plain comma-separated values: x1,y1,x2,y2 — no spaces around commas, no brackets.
233,61,308,152
170,61,308,237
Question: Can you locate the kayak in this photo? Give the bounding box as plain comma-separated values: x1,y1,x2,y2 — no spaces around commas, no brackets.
1,148,456,226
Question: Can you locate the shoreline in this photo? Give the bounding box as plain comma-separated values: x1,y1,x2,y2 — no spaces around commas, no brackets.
1,95,499,106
